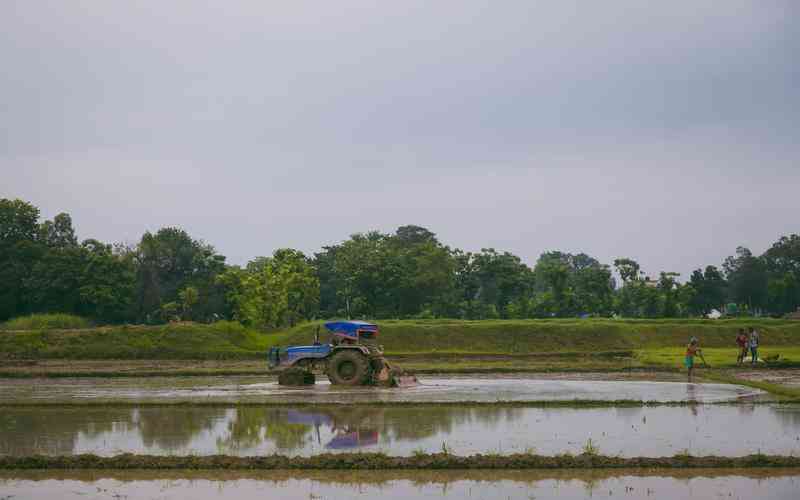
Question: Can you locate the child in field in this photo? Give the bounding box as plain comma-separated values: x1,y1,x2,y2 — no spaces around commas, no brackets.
685,337,702,382
736,329,748,364
748,327,760,365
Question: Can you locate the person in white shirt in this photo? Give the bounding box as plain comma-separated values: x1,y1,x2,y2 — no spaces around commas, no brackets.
748,327,760,365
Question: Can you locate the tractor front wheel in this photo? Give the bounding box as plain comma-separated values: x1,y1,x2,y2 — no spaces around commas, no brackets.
327,350,371,386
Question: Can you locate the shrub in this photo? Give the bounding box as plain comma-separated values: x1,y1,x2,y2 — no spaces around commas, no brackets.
1,313,90,331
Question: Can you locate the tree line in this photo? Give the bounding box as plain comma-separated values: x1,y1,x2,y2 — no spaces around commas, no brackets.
1,198,798,327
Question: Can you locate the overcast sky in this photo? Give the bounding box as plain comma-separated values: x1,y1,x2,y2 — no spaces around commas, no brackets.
2,1,798,279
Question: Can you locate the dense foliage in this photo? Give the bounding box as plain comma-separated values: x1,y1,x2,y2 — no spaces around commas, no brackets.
1,198,799,325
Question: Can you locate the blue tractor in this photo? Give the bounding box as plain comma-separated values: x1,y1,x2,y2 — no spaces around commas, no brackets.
267,320,416,387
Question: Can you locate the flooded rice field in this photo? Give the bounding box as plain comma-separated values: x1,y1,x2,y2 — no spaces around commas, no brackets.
1,470,799,499
0,375,766,404
2,403,799,457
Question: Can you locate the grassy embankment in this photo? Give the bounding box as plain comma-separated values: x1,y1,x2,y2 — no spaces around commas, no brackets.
3,317,800,360
3,317,800,398
2,317,800,370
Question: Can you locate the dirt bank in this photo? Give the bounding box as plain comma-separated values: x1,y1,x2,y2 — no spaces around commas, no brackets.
2,452,799,470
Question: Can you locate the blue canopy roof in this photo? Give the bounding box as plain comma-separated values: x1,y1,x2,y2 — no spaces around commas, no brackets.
324,320,378,335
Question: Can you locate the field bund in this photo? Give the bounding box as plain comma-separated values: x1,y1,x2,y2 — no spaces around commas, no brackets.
2,319,800,360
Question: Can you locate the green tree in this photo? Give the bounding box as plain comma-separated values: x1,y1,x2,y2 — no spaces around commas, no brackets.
613,258,643,284
24,213,83,314
533,252,612,317
0,199,42,320
178,286,200,321
329,231,396,318
453,249,533,319
533,252,572,316
572,262,614,316
0,198,39,243
613,258,661,318
723,247,768,313
77,240,136,322
221,249,319,328
131,227,226,322
388,226,457,318
687,265,726,316
37,213,78,248
657,272,682,317
763,234,800,315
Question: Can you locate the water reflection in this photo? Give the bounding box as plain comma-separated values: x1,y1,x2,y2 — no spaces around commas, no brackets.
1,404,799,457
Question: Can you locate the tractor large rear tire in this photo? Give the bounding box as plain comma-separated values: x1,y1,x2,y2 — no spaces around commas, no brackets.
327,349,371,386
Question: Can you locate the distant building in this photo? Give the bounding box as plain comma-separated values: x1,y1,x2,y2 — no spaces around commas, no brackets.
785,307,800,320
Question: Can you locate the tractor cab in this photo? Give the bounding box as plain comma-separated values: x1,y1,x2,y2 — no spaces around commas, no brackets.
324,320,379,346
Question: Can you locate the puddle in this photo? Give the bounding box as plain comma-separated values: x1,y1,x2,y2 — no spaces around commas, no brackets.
0,375,765,404
2,403,799,457
1,470,798,499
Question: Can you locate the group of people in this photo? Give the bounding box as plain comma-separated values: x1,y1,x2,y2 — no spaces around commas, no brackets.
683,326,761,382
735,327,760,365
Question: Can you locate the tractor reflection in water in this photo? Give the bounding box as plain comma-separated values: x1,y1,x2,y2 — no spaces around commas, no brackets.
286,408,380,450
267,321,416,387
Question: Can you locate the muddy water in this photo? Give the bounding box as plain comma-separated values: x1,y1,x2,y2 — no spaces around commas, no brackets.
2,403,799,457
1,470,798,499
0,375,765,404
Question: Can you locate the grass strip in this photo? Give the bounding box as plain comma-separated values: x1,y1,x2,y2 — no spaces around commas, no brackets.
1,399,794,409
4,318,800,360
4,468,800,483
0,370,272,378
2,452,800,470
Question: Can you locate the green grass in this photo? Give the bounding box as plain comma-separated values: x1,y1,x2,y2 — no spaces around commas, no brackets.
1,313,90,331
0,321,288,360
1,318,800,361
637,347,800,369
284,318,800,354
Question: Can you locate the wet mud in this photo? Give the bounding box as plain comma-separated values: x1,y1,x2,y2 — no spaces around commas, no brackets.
0,375,766,405
2,452,800,470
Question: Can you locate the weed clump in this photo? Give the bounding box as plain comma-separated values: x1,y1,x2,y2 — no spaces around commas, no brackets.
582,439,600,456
2,314,90,331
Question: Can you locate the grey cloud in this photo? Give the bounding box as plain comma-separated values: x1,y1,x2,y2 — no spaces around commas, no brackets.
1,1,798,279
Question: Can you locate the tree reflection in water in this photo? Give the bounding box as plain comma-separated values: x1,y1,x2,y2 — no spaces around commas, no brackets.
213,406,524,453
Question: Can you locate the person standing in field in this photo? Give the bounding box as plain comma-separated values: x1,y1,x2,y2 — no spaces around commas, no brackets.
685,337,702,382
748,327,760,365
736,329,748,364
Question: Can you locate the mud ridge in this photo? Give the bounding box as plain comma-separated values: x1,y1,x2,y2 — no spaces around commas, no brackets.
3,453,800,470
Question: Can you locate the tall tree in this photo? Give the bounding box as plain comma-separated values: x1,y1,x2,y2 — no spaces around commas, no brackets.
687,265,727,315
723,247,768,313
763,234,800,315
0,199,43,320
613,258,642,283
77,240,136,323
388,227,457,317
657,272,682,317
131,227,226,322
37,213,78,248
220,249,319,327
